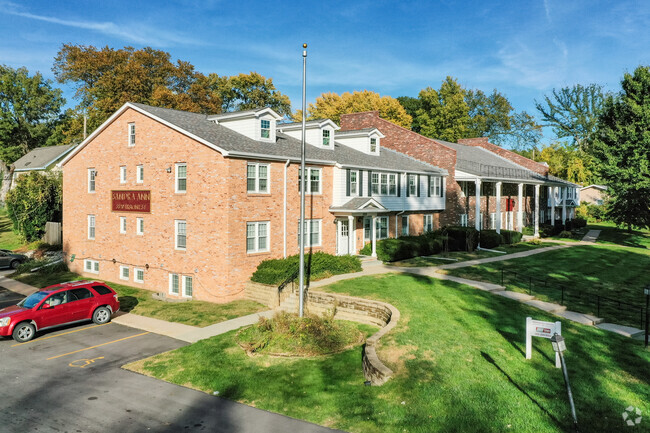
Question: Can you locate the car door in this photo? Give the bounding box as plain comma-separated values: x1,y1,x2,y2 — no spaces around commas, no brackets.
0,251,9,268
67,288,95,322
36,291,73,329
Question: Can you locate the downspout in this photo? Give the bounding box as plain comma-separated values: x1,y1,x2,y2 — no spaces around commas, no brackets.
283,159,291,258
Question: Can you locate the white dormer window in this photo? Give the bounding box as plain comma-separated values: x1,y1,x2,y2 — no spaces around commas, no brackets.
322,130,331,146
261,119,271,139
370,138,377,153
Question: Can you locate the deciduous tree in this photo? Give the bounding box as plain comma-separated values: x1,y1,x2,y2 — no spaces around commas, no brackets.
416,77,469,142
209,72,292,116
0,65,65,203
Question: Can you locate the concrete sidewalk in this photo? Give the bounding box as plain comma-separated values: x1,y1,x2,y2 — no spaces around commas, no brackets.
582,229,602,242
0,275,39,296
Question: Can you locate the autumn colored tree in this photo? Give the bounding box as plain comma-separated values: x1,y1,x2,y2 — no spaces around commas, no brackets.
535,142,593,185
209,72,292,116
295,90,412,128
0,65,65,203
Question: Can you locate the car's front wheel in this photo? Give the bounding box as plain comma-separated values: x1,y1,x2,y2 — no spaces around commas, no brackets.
10,260,19,269
92,307,111,324
12,322,35,343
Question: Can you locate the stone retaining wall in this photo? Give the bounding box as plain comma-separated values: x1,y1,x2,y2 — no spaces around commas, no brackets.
244,281,400,385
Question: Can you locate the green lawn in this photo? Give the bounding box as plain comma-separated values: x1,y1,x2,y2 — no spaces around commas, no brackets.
11,269,266,327
443,244,650,327
0,208,23,250
389,241,555,267
589,221,650,249
126,273,649,433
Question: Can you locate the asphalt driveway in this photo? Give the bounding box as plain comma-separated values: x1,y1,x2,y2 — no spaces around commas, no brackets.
0,287,341,433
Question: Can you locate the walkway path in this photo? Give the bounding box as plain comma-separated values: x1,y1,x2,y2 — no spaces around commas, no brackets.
582,229,602,242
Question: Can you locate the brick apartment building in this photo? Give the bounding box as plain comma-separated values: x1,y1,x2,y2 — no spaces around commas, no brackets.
60,103,449,302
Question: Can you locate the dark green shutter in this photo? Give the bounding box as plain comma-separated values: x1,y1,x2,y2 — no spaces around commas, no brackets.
368,170,372,196
346,169,351,196
397,173,401,197
359,171,364,197
427,176,431,197
406,174,410,197
417,174,421,197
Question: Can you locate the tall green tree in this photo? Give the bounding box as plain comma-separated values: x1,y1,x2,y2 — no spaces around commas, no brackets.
535,84,605,150
396,96,422,132
592,66,650,230
209,72,292,116
0,65,65,203
416,77,470,142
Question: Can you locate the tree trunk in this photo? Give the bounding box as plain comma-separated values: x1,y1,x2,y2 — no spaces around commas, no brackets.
0,162,15,207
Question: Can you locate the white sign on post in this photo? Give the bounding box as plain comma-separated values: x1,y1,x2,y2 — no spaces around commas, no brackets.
526,317,561,368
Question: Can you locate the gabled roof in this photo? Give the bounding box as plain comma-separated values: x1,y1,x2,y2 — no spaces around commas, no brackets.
207,107,283,122
329,197,389,213
580,184,607,191
278,119,340,130
61,102,445,175
14,144,76,171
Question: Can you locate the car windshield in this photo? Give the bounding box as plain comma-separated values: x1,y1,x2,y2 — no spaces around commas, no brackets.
17,292,50,309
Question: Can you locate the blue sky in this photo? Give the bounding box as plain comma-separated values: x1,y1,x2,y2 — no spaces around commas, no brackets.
2,0,650,139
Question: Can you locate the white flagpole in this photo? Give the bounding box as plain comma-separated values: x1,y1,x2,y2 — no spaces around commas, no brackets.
298,43,307,318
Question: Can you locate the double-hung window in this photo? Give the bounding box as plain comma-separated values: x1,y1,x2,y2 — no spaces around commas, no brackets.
298,219,321,247
322,130,330,146
370,138,377,153
128,123,135,146
137,165,144,183
490,213,496,229
247,163,269,193
298,168,321,194
88,215,95,240
260,119,271,139
120,266,130,281
175,220,186,250
388,174,397,195
401,215,409,236
119,216,126,234
424,215,433,232
460,214,468,227
134,268,144,283
169,273,180,295
364,217,372,240
380,174,388,195
408,174,417,196
375,216,388,239
88,169,96,193
246,221,269,253
182,276,193,297
430,176,442,197
120,166,127,183
350,170,358,195
371,173,379,195
175,163,187,193
136,217,144,235
84,259,99,274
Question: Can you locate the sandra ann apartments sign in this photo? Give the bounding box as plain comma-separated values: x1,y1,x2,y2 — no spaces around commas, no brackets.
111,190,151,213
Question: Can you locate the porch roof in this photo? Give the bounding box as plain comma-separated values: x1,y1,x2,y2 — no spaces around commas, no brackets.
329,197,391,214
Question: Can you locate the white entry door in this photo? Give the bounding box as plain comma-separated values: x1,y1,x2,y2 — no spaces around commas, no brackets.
337,220,350,255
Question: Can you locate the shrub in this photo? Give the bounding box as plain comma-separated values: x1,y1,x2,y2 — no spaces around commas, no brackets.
558,230,573,238
443,226,479,251
359,232,445,262
359,242,372,256
6,171,62,242
479,230,503,249
251,252,361,285
522,226,534,236
572,217,587,229
501,230,523,245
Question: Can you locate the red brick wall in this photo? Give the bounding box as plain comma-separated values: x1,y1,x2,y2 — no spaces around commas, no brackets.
63,107,336,303
340,111,464,226
457,137,549,176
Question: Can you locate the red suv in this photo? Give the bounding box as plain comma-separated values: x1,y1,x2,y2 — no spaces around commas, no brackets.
0,281,120,343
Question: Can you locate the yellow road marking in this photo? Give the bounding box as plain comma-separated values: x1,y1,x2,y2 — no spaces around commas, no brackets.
47,332,150,360
69,356,105,368
11,323,110,347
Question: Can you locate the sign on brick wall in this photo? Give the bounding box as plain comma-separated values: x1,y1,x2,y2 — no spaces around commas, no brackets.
111,190,151,213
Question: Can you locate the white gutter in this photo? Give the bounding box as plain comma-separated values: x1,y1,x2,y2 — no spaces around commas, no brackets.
283,159,291,258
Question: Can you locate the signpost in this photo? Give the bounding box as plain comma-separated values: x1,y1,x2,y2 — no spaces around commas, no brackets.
526,317,562,368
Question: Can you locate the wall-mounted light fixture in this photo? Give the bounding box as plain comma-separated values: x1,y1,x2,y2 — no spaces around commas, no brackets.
145,264,149,270
112,258,116,264
166,167,172,173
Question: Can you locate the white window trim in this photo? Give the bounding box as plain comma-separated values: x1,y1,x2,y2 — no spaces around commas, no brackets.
375,216,389,240
298,219,322,248
88,169,96,193
246,221,270,253
175,163,187,194
88,215,95,240
322,129,331,147
84,259,99,274
259,118,275,142
136,165,144,183
175,220,187,251
182,275,193,298
169,273,180,295
247,163,270,194
119,265,130,281
134,268,145,284
119,216,127,234
401,215,409,236
136,217,144,235
120,166,127,184
300,167,322,195
128,123,136,147
363,217,372,241
408,174,417,196
349,170,358,196
424,214,433,232
369,137,379,154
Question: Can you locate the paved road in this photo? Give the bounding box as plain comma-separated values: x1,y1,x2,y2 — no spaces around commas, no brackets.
0,288,342,433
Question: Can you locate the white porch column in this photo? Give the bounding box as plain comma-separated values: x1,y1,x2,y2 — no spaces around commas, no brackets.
550,186,556,226
475,179,482,231
517,183,524,232
348,215,354,254
534,184,540,238
336,219,342,255
371,215,377,257
562,187,567,225
495,181,502,234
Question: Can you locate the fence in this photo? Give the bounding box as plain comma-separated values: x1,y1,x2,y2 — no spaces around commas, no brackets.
499,268,646,330
42,222,62,245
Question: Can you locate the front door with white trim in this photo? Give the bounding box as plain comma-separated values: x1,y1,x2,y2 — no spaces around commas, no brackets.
337,220,350,255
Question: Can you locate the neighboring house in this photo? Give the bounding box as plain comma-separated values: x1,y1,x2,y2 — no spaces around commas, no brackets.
340,112,581,236
59,103,446,302
580,185,607,205
12,144,76,186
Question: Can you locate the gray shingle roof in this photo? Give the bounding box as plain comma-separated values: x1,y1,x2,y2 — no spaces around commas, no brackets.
14,144,75,170
132,103,443,174
329,197,387,211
